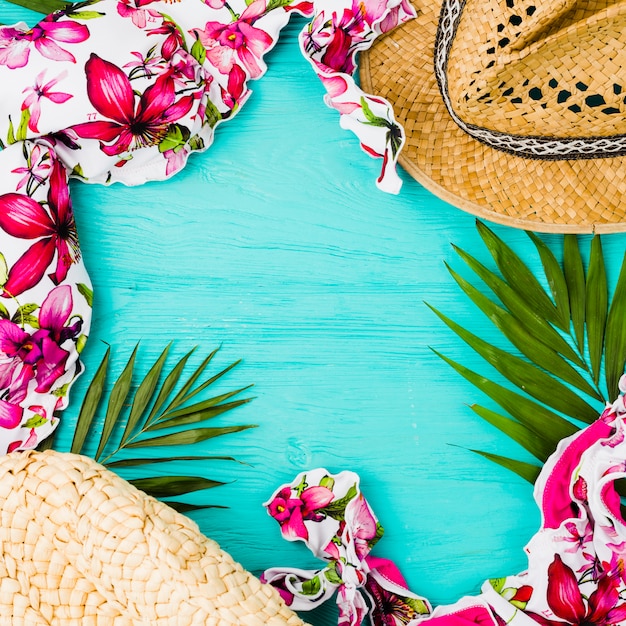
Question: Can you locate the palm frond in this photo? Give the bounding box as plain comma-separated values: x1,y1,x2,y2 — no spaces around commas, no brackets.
51,343,256,511
429,220,626,482
3,0,69,15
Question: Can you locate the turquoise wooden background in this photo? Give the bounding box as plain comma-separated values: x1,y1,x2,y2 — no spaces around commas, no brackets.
2,3,626,623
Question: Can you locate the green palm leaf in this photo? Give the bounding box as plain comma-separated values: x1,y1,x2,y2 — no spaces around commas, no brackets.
429,220,626,483
51,343,256,511
2,0,69,14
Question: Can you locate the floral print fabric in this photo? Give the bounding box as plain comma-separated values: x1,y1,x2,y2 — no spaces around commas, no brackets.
264,378,626,626
0,0,414,453
262,468,431,626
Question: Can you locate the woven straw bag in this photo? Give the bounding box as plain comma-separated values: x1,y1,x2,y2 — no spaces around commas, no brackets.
0,449,308,626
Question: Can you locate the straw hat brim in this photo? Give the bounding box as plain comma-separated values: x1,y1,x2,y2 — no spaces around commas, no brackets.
359,1,626,234
0,449,308,625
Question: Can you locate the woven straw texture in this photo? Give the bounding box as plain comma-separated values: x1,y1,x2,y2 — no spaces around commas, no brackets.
360,0,626,233
0,450,308,626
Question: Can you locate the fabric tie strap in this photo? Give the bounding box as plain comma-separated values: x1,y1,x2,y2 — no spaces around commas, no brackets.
261,468,431,626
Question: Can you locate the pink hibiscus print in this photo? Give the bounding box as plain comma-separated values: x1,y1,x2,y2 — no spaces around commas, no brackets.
0,285,81,429
22,70,72,133
266,484,335,540
343,493,378,560
319,8,368,74
193,0,274,78
0,18,89,69
221,64,248,110
117,0,163,29
12,143,53,195
559,521,593,554
528,555,626,626
71,54,194,156
0,158,80,297
147,19,184,61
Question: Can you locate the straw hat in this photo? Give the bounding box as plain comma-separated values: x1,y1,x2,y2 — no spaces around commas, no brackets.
360,0,626,233
0,449,308,626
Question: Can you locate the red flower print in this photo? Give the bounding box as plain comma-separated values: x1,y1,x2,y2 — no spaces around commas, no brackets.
0,159,79,296
22,70,73,133
0,18,89,69
147,19,184,61
71,54,194,156
194,0,274,78
528,555,626,626
266,484,335,540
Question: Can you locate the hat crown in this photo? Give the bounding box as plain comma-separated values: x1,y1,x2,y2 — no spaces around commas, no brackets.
441,0,626,155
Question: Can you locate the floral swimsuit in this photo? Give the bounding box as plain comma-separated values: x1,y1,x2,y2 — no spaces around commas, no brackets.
0,0,413,453
263,381,626,626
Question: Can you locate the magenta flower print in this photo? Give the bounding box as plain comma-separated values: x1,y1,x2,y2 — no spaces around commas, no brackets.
0,285,80,426
344,494,378,560
117,0,162,29
559,522,593,554
528,555,626,626
28,18,90,64
0,27,31,69
71,54,194,156
194,0,274,78
12,143,53,196
0,159,79,297
147,20,184,61
0,19,89,70
22,70,73,133
267,483,335,541
320,8,368,74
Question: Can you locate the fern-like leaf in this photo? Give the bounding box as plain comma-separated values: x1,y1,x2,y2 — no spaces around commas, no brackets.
51,344,256,510
430,220,626,482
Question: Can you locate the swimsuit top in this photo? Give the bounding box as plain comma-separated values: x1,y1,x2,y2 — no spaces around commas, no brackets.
0,0,413,453
262,381,626,626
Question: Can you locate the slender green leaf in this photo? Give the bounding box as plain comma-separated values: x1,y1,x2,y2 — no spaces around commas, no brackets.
471,449,542,484
7,115,16,146
105,455,237,468
95,345,137,461
126,424,256,448
476,221,564,330
129,476,225,498
5,0,69,13
429,306,599,422
149,398,253,430
70,347,110,454
174,359,242,408
470,404,557,462
165,501,226,513
453,245,584,367
120,344,170,445
144,346,197,427
585,236,608,386
161,347,219,414
432,349,582,435
563,235,586,354
77,283,93,307
16,109,30,142
605,252,626,398
160,386,253,421
444,265,601,401
527,232,570,330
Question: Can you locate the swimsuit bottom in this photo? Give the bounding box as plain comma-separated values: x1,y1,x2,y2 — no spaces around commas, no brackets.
262,384,626,626
0,0,413,453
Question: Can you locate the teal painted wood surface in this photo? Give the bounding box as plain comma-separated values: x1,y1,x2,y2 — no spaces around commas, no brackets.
2,3,626,623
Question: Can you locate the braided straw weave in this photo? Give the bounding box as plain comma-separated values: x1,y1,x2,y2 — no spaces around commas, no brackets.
0,449,308,626
360,0,626,233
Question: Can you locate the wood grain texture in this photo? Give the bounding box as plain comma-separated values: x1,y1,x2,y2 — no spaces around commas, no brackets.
1,2,626,622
